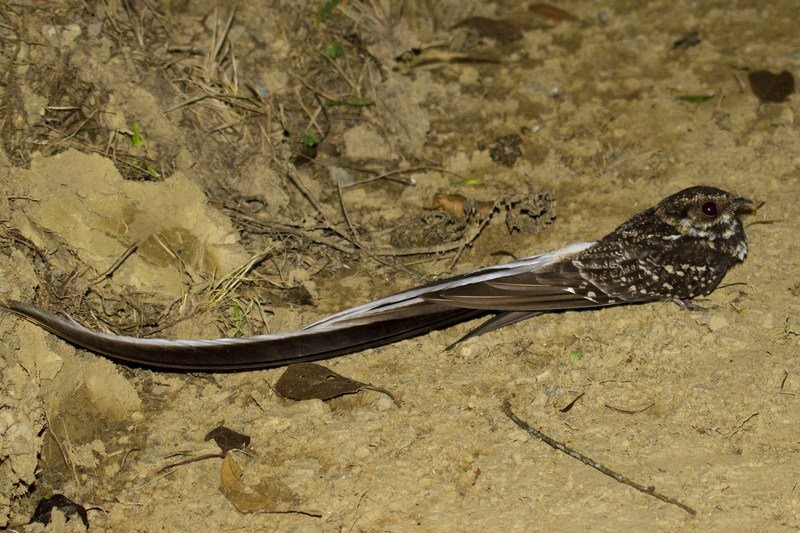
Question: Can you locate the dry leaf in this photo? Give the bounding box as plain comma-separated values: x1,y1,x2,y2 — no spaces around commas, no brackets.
748,70,794,103
672,31,701,50
30,494,89,528
529,3,579,22
205,426,251,454
274,363,398,405
219,454,301,514
396,49,501,70
454,17,523,44
431,193,494,221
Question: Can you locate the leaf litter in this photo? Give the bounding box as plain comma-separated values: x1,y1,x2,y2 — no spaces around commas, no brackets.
274,362,400,406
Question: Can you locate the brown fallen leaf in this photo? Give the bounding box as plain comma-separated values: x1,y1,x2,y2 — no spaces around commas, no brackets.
274,362,399,406
672,31,701,50
205,426,251,454
748,70,794,103
431,192,494,221
529,3,579,22
454,17,524,44
30,494,89,528
219,454,318,515
395,48,501,71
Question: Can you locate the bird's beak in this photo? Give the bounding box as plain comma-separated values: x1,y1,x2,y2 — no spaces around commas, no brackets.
735,196,761,214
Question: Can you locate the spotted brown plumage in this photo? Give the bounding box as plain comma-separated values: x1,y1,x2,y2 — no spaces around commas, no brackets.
2,186,756,370
577,185,751,301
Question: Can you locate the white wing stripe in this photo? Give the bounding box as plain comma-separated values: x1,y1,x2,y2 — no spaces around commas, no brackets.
303,242,594,330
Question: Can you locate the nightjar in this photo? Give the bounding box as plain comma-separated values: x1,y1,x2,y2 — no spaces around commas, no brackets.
3,185,756,370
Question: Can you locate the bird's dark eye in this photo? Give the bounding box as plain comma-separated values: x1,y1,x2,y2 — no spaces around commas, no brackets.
701,201,718,217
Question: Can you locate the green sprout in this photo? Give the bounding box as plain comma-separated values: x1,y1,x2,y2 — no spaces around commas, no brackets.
129,122,145,148
125,122,161,179
323,42,345,59
319,0,341,19
231,299,255,336
327,96,373,107
301,131,319,147
569,351,584,365
143,163,160,179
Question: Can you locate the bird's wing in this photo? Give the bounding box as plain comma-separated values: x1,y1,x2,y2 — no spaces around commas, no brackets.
424,238,688,312
571,238,733,300
445,310,544,347
302,242,596,329
425,267,617,311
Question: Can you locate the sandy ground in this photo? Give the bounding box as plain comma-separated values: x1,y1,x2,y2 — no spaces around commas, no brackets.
1,1,799,531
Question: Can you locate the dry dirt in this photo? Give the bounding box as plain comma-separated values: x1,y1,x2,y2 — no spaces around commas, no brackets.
1,1,799,531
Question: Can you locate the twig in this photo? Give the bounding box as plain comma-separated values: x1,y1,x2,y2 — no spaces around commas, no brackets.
285,172,412,273
284,172,346,240
317,49,356,91
559,392,584,413
340,165,471,188
157,452,224,473
346,491,368,533
6,195,40,202
294,86,325,137
726,412,759,439
229,211,356,254
447,200,499,270
207,8,236,77
222,199,467,259
43,410,79,483
91,243,139,283
501,399,696,516
206,248,274,306
336,170,361,243
370,240,468,257
604,402,655,415
295,76,339,105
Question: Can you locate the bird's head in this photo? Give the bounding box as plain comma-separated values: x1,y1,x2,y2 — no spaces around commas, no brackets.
655,185,757,259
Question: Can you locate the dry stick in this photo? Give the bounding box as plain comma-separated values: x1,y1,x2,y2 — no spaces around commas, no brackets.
282,171,500,268
43,410,78,483
501,399,696,516
341,165,470,188
287,173,499,270
604,402,655,415
91,243,139,283
295,76,340,106
157,452,224,474
318,49,357,91
446,199,500,270
294,86,325,137
726,412,759,440
336,172,362,243
223,197,463,258
284,172,351,243
286,172,412,273
233,213,356,255
334,175,414,275
371,239,467,257
206,248,274,306
208,8,236,73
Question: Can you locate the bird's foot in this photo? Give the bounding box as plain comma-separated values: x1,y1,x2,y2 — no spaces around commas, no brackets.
674,298,716,312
